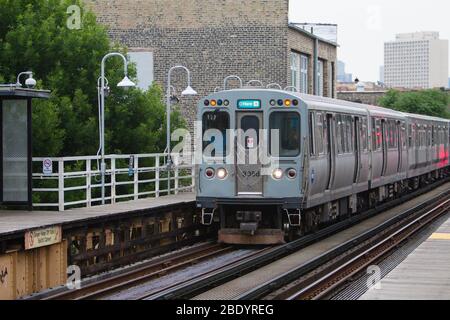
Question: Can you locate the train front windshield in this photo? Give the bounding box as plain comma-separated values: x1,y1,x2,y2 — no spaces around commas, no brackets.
202,111,229,157
270,112,301,157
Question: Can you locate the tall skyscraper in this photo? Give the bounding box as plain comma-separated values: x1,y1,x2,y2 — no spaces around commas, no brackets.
337,60,353,83
384,32,448,89
379,66,384,83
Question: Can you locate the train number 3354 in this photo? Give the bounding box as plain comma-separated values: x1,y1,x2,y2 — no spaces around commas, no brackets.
242,171,261,178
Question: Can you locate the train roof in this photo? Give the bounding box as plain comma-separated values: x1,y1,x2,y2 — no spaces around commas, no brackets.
204,88,450,123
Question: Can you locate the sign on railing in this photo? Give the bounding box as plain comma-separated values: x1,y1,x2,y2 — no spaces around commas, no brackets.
32,154,195,211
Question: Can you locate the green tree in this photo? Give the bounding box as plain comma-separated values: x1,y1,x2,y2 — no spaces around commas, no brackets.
0,0,185,157
379,89,450,119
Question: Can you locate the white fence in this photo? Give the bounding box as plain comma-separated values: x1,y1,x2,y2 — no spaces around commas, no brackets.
32,154,195,211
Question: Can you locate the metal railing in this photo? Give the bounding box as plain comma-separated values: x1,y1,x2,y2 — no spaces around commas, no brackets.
32,154,195,211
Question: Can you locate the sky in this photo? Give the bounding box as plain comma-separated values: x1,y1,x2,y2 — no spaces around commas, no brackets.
289,0,450,82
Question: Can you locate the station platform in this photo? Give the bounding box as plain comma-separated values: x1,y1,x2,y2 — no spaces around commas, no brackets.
360,214,450,300
0,193,195,240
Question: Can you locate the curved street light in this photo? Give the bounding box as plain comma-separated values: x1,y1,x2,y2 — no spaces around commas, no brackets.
99,52,136,204
166,65,197,194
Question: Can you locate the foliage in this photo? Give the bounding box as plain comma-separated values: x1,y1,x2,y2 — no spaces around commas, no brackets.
379,89,450,119
0,0,185,157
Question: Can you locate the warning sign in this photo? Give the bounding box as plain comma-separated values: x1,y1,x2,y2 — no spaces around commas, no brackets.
43,158,53,176
25,226,62,250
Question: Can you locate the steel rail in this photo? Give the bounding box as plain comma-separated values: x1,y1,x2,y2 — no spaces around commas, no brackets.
145,178,450,300
43,242,230,300
239,189,450,300
287,198,450,300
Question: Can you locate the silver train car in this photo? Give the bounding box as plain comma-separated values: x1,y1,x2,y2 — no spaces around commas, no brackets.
196,89,450,245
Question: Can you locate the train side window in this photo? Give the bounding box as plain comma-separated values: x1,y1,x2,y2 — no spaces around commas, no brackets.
336,114,343,154
408,124,414,148
387,120,398,149
270,112,301,157
202,111,229,157
315,113,325,155
361,118,368,151
372,118,382,151
401,123,407,149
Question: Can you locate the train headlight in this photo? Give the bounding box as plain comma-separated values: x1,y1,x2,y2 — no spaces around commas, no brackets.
272,168,283,180
205,168,215,179
287,168,297,179
217,168,228,180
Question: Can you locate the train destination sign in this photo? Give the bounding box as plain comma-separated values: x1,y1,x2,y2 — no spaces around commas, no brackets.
237,99,261,109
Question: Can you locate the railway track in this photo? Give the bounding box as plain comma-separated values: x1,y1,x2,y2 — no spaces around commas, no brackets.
146,179,450,300
39,179,450,301
43,242,232,300
239,190,450,300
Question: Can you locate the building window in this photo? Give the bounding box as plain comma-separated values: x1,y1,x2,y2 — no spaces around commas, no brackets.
317,60,324,96
291,52,309,94
300,55,309,94
128,51,154,91
290,52,299,90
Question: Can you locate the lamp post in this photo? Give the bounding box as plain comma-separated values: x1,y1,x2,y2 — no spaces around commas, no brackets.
99,52,136,205
166,65,197,194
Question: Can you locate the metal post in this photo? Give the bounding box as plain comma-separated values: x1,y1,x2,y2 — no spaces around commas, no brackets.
166,65,194,195
58,160,65,212
99,52,130,205
313,38,319,95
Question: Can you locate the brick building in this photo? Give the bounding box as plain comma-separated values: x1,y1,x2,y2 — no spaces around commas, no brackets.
84,0,337,129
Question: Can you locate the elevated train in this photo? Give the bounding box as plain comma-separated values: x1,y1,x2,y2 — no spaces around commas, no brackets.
196,89,450,244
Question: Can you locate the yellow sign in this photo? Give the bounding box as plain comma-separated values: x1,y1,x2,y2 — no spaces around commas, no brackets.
25,226,62,250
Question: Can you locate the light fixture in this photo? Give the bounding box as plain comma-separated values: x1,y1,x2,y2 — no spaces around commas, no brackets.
181,85,197,96
205,168,215,179
117,75,136,88
217,168,228,180
287,169,297,179
16,71,36,89
272,168,283,180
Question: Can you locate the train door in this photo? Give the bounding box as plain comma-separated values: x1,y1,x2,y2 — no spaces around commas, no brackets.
236,112,263,196
397,121,402,172
353,116,361,183
381,119,388,176
326,113,335,189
